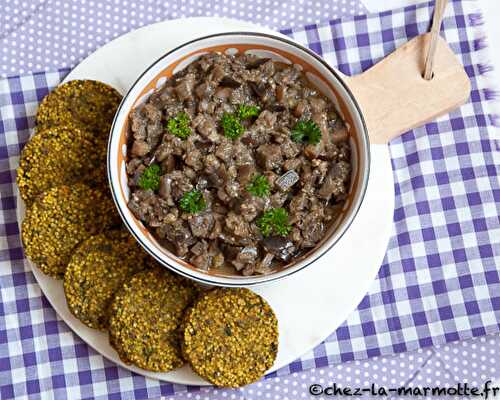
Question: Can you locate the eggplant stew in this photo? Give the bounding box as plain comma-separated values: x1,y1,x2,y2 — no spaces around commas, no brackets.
126,52,352,276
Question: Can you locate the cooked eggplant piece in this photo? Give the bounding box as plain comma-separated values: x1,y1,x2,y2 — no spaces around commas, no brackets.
261,236,296,261
219,76,241,88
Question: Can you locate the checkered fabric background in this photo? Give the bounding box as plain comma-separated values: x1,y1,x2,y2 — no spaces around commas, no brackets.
0,0,499,398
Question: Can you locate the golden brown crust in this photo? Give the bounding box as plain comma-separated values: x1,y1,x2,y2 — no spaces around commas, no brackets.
17,125,107,205
64,231,150,330
182,288,278,387
36,80,122,138
108,267,198,372
21,184,121,279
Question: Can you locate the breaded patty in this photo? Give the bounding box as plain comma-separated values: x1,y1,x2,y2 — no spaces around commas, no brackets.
21,184,120,278
109,267,198,372
17,125,107,205
36,80,122,138
64,230,151,330
182,288,278,387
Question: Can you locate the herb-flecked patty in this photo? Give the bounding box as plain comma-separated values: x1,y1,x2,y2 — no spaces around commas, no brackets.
108,267,198,372
21,184,120,279
64,231,151,330
36,79,122,138
17,125,107,205
182,288,278,387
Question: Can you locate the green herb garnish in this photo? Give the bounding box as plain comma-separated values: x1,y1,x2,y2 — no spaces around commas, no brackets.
246,175,270,198
290,120,322,144
179,190,206,214
256,208,292,237
220,112,244,140
167,112,192,140
138,164,161,191
238,104,261,120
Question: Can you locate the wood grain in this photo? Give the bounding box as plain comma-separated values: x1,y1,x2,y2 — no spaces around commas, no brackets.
424,0,449,80
343,33,471,144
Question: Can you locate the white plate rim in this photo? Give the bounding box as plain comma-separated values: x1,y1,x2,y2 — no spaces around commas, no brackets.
17,16,395,386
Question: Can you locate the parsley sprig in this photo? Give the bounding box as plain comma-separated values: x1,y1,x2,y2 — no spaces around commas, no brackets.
221,112,244,139
238,104,261,120
256,208,292,237
167,112,192,140
220,104,261,140
138,164,161,191
179,190,206,214
246,175,270,197
290,120,322,145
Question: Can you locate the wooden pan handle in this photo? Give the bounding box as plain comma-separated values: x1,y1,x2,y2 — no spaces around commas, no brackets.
423,0,449,80
342,33,471,144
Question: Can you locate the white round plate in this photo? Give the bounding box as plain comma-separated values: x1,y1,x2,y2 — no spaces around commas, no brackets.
20,17,394,386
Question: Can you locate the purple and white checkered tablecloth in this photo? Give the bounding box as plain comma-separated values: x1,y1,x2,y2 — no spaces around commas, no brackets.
0,0,367,78
1,0,499,398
